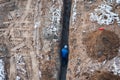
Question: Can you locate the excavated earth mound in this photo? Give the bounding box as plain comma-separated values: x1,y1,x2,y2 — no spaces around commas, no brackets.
83,30,120,62
89,71,120,80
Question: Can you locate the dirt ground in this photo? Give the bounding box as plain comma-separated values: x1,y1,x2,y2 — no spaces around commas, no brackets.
89,71,120,80
1,0,120,80
67,0,120,80
83,29,120,62
0,0,63,80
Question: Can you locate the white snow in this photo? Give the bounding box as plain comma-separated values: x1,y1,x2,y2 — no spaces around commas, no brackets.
0,59,5,80
34,22,40,28
116,0,120,4
102,60,107,65
16,55,25,65
112,57,120,75
46,55,49,61
50,5,61,24
104,0,113,3
47,25,57,32
72,0,78,25
46,3,62,38
16,76,21,80
39,71,42,78
90,4,120,25
15,54,27,75
104,0,120,4
52,0,55,3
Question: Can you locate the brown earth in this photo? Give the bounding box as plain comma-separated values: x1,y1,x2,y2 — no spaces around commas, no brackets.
0,0,63,80
1,0,120,80
89,71,120,80
67,0,120,80
83,29,120,62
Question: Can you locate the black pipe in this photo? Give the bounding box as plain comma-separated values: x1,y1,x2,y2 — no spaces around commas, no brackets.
59,0,72,80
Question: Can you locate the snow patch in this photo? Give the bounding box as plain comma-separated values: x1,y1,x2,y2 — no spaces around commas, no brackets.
104,0,113,3
112,57,120,75
46,55,49,61
46,25,58,32
72,0,78,25
52,0,55,3
116,0,120,4
87,61,102,72
45,3,62,40
50,5,61,24
34,22,40,28
39,71,42,78
15,54,27,75
0,59,5,80
104,0,120,4
16,76,21,80
50,4,62,31
90,4,120,25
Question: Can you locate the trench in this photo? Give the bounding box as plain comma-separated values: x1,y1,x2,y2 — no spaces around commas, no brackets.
59,0,72,80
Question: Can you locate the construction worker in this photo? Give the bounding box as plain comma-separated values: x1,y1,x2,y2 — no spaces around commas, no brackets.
61,45,68,65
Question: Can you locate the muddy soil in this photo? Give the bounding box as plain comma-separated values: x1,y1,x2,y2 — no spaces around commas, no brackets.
83,30,120,62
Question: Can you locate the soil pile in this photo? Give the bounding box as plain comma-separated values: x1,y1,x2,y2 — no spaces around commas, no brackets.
89,71,120,80
83,30,120,62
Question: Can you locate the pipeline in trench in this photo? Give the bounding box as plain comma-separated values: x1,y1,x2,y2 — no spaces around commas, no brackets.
59,0,72,80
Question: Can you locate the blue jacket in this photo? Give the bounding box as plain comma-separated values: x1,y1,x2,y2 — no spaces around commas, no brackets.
61,48,68,58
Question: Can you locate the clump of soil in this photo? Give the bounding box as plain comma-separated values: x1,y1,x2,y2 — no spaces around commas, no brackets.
89,71,120,80
83,30,120,62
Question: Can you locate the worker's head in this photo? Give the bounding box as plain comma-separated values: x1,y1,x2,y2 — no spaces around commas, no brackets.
64,45,68,48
